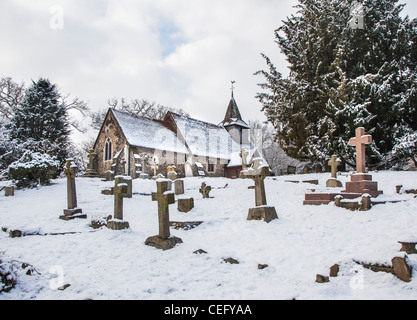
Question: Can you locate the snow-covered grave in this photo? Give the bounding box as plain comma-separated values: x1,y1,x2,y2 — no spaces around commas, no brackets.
1,171,417,300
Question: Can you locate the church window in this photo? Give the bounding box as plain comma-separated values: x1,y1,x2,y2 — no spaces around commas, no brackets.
105,138,112,161
207,160,215,173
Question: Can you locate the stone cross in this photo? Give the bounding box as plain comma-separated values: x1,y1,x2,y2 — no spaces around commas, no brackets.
114,182,128,221
64,159,78,210
151,160,159,177
349,127,372,174
328,155,341,179
199,182,212,199
239,148,249,170
152,180,175,240
87,150,96,170
245,158,270,207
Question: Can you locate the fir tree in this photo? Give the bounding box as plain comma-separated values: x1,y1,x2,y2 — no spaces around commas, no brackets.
256,0,417,168
10,78,70,167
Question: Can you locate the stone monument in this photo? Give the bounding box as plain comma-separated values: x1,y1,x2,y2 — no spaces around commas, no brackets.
244,158,278,223
60,159,87,221
199,182,212,199
326,155,343,188
145,180,183,250
107,177,130,230
83,150,99,178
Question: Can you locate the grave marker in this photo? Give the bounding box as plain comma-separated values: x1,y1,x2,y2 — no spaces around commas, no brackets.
60,159,86,221
107,178,130,230
326,155,343,188
145,180,182,250
83,150,99,178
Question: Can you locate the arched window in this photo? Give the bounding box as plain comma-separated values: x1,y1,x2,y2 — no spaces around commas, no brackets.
105,138,112,161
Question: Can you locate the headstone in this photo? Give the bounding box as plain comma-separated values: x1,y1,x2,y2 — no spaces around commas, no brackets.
145,180,182,250
199,182,212,199
107,179,130,230
174,179,185,195
178,198,194,213
239,148,249,178
5,186,14,197
167,166,178,181
391,255,412,282
243,158,278,223
326,155,343,188
60,159,86,221
150,157,159,177
153,173,165,180
139,154,150,179
104,170,114,181
83,150,99,178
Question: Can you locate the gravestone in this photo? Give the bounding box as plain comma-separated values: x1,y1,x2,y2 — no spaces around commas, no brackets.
145,180,182,250
342,128,383,197
178,198,194,213
150,157,159,178
5,186,14,197
83,150,99,178
107,179,130,230
60,159,86,221
244,158,278,223
167,166,178,181
139,154,150,179
174,179,185,195
199,182,212,199
239,148,249,178
326,155,343,188
104,170,114,181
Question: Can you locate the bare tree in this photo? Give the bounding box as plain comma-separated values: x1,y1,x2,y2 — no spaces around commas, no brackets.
0,77,24,121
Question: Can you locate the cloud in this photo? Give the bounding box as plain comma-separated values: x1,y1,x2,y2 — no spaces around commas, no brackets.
1,0,415,142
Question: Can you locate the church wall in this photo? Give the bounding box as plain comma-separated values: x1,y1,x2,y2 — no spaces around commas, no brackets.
94,111,129,177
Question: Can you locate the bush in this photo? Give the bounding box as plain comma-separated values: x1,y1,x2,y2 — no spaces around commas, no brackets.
0,252,17,294
8,151,59,188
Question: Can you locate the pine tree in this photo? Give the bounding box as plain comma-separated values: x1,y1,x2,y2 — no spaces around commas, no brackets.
10,78,70,167
256,0,417,168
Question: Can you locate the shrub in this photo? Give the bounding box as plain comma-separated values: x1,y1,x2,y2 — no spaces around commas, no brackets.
8,151,59,188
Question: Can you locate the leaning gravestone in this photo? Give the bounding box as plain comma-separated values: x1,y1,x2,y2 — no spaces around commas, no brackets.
107,178,130,230
60,159,87,221
145,180,183,250
326,155,343,188
244,158,278,223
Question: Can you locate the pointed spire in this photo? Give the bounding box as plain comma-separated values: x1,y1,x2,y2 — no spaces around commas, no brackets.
220,81,250,129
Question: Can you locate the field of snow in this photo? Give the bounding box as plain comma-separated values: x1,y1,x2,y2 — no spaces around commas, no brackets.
1,171,417,300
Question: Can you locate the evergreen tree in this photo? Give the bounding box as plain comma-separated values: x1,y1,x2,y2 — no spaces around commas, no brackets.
256,0,417,168
10,78,70,167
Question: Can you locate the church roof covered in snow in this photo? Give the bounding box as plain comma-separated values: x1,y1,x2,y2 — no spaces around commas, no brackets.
111,109,188,154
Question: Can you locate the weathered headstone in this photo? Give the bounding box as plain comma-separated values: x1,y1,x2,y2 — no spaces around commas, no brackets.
139,154,150,179
104,170,114,181
167,166,178,181
4,186,15,197
83,150,99,178
244,158,278,223
326,155,343,188
174,179,185,195
60,159,86,221
145,180,182,250
107,179,130,230
178,198,194,213
199,182,212,199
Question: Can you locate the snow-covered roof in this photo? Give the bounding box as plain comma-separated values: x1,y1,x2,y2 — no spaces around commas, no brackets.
112,109,188,154
170,112,242,160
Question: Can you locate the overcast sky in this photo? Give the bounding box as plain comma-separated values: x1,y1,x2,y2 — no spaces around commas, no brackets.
1,0,416,141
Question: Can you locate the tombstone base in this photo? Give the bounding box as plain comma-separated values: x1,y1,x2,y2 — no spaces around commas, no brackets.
60,208,87,221
326,178,343,188
247,206,278,223
107,219,130,230
145,235,183,251
83,170,99,178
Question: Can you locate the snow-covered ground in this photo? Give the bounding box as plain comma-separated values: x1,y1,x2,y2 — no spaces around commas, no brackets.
1,171,417,300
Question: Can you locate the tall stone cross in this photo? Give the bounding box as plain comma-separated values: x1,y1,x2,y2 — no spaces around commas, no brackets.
349,127,372,173
64,159,78,211
152,180,175,240
246,158,270,207
87,150,97,170
240,148,249,171
328,155,341,179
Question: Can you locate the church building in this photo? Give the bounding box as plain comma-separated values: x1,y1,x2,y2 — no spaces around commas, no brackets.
92,92,265,179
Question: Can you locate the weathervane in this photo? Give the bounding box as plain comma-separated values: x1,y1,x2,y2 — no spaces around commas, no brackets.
231,81,236,98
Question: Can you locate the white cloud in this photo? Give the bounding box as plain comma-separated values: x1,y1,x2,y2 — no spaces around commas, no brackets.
1,0,415,142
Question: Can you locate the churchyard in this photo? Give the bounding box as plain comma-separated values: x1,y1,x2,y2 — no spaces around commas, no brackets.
1,166,417,300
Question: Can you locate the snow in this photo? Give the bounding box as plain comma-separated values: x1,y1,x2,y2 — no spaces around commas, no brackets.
1,171,417,300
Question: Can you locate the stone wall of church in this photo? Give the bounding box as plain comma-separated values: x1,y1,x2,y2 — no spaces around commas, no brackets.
94,111,129,177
